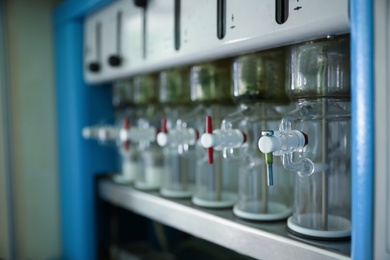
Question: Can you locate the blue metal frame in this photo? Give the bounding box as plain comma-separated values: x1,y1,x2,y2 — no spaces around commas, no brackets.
54,0,115,259
351,0,374,259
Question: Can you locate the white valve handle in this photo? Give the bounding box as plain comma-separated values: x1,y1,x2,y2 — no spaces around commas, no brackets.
200,129,246,149
157,128,198,147
258,130,308,155
157,132,170,147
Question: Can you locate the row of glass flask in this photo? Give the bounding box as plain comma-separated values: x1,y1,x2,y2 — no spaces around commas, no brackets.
83,35,351,240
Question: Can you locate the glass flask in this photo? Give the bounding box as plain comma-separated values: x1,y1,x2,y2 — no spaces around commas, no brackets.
156,67,194,198
201,50,293,220
258,35,351,239
82,79,139,184
120,74,164,190
188,60,239,208
111,80,140,184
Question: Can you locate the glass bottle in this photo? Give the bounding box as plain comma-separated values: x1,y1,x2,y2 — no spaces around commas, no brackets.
112,80,140,184
82,79,139,184
120,74,164,190
201,50,293,220
156,67,194,198
189,60,238,208
258,35,351,239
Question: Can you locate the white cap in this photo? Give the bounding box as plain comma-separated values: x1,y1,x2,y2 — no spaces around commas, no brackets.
201,133,217,148
120,129,128,142
82,127,92,139
157,132,169,147
258,135,281,153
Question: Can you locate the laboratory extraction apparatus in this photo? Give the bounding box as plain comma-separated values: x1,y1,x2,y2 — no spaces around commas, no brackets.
53,0,389,259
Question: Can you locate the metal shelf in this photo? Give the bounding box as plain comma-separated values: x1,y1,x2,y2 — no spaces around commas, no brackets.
98,179,351,260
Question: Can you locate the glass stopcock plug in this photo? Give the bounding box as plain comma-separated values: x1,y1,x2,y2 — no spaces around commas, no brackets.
157,119,199,148
261,130,275,186
259,129,309,183
201,118,246,161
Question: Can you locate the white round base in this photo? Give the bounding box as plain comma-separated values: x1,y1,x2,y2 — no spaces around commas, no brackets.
160,187,193,199
192,192,237,208
112,174,133,184
287,214,351,239
233,201,292,221
134,181,160,191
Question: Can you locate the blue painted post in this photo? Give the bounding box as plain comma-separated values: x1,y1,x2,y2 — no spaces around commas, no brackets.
54,20,116,259
351,0,374,259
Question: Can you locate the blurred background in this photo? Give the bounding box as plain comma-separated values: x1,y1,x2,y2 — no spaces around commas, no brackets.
0,0,61,258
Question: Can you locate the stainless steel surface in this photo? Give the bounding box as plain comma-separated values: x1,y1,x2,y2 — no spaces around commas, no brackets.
99,179,350,260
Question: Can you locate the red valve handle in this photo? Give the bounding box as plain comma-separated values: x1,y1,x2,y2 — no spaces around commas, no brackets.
123,117,130,150
206,116,213,164
161,118,168,133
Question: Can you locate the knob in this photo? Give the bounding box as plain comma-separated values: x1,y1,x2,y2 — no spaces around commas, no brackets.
206,116,213,164
88,62,100,73
133,0,147,7
201,129,246,150
108,55,122,67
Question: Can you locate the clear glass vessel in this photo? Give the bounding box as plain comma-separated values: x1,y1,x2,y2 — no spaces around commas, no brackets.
282,98,351,239
157,67,194,198
230,103,293,220
258,35,351,239
82,79,140,184
201,49,293,219
190,60,240,208
130,74,165,190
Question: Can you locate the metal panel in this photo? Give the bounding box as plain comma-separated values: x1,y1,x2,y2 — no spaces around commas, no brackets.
350,0,374,259
84,0,349,84
99,180,350,260
374,0,390,259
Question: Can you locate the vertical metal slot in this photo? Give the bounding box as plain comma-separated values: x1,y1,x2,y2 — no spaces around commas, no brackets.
174,0,181,51
133,0,148,59
217,0,226,39
108,11,123,67
142,3,147,59
88,22,101,73
275,0,289,24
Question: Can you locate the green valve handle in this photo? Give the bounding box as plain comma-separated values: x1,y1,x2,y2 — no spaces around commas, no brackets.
261,130,274,186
